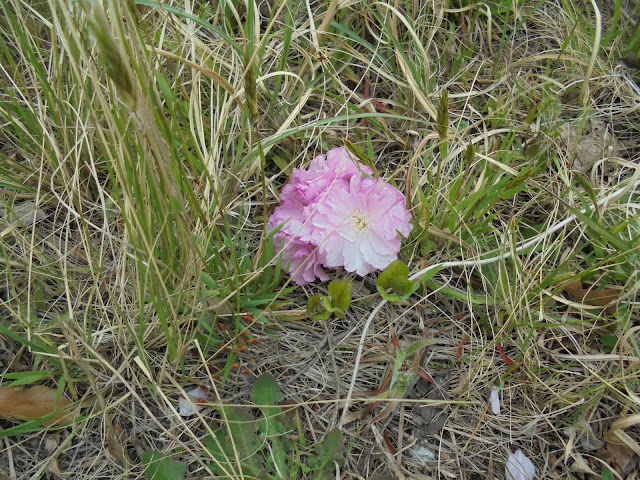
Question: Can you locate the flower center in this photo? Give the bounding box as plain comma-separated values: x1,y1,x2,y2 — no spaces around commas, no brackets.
352,211,371,232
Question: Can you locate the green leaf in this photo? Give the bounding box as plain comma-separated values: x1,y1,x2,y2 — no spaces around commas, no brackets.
600,334,618,353
417,264,442,283
425,278,493,305
251,373,283,406
307,281,352,319
564,202,630,251
403,339,436,357
204,409,263,476
0,323,58,357
307,294,331,320
271,154,292,174
3,370,52,386
315,429,344,467
327,280,351,311
601,465,615,480
200,271,219,291
142,452,186,480
256,391,295,479
377,260,416,301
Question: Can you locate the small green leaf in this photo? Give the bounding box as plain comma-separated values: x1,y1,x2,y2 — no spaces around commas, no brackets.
417,264,442,283
200,272,219,291
403,339,436,357
327,280,351,311
271,154,293,174
377,260,416,301
601,466,615,480
307,294,331,320
315,428,344,466
600,334,618,353
307,281,352,319
251,373,283,406
142,452,186,480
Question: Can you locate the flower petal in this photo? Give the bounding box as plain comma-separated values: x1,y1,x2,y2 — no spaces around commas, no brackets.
505,450,535,480
179,386,210,417
489,386,501,415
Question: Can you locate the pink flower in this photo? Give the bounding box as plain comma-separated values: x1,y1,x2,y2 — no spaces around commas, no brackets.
273,236,329,285
314,175,412,276
268,146,412,285
293,146,373,203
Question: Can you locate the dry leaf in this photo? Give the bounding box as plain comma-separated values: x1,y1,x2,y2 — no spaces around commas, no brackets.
563,280,619,313
597,416,640,475
0,201,47,227
567,452,597,475
559,120,621,172
0,385,72,426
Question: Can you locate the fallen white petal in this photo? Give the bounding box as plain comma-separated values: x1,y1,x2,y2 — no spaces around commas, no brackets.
178,386,209,417
489,386,501,415
412,444,435,461
506,449,535,480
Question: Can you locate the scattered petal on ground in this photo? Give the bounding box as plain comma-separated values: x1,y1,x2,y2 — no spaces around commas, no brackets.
506,450,535,480
179,386,210,417
489,386,501,415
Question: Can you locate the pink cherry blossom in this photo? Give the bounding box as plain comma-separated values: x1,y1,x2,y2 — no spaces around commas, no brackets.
268,146,412,285
314,175,412,276
291,146,373,203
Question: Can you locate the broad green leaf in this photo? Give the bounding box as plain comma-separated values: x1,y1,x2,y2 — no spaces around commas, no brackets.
142,452,186,480
601,466,615,480
307,281,352,319
315,429,344,467
205,408,263,477
327,280,352,311
600,334,618,353
251,373,283,406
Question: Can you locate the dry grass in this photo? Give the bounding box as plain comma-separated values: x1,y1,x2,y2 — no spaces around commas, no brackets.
1,0,639,479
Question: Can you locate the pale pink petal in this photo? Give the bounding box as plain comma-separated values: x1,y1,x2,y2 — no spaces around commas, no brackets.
506,450,535,480
489,386,501,415
179,386,210,417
